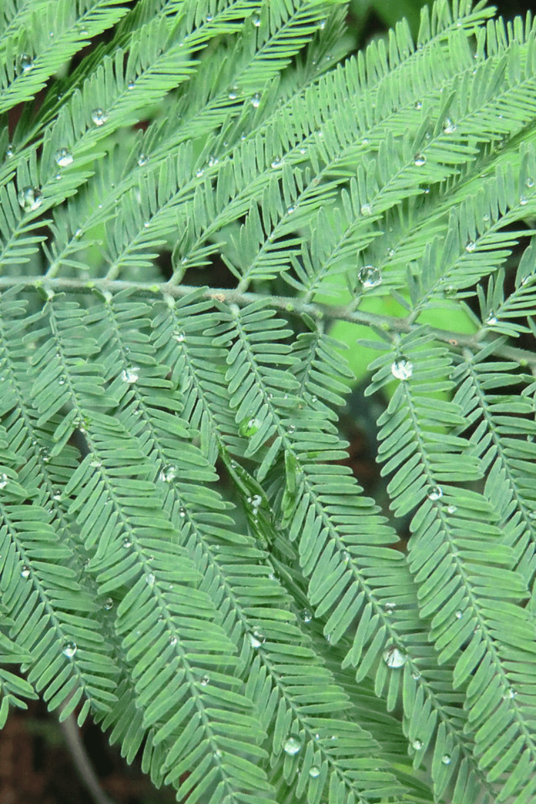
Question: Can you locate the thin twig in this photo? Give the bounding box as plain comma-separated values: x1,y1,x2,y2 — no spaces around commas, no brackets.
59,711,118,804
2,275,536,366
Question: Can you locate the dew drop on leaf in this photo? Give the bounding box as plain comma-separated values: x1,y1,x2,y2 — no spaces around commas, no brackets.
414,153,426,166
384,601,396,615
428,486,443,501
63,642,77,658
121,368,139,383
447,504,457,514
391,360,413,380
200,675,210,686
138,153,148,166
309,766,321,777
18,53,34,73
283,735,302,755
55,148,73,167
18,187,43,212
412,739,423,750
414,100,423,110
486,312,498,325
382,646,406,668
358,265,382,289
251,92,261,108
441,754,451,765
300,608,312,623
127,80,135,90
271,157,283,169
443,118,456,134
252,13,261,26
455,610,463,619
122,537,132,548
208,155,218,167
146,573,155,586
520,195,528,206
160,464,177,482
103,598,113,610
465,240,476,253
91,108,108,126
360,203,373,216
20,565,31,579
0,473,7,489
249,629,265,648
526,177,535,188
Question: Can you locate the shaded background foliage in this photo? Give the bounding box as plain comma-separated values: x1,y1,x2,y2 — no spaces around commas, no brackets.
0,1,533,803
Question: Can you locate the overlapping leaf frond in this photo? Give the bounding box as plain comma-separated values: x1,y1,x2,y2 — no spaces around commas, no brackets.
2,1,536,803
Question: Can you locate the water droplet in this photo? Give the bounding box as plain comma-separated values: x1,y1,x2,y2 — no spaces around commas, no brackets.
251,93,261,108
358,265,382,289
288,424,296,434
319,19,326,30
146,573,155,586
465,240,476,253
428,486,443,501
486,312,498,326
20,565,31,579
412,738,423,750
520,195,528,206
287,205,295,214
414,153,426,166
271,157,283,169
18,53,34,73
52,489,62,501
387,247,396,258
206,14,213,22
250,494,262,508
242,417,261,437
441,754,451,765
309,766,321,777
414,100,423,110
526,177,534,188
208,155,218,167
300,608,312,623
249,629,265,648
200,675,210,686
122,537,132,548
121,368,139,383
143,220,150,228
443,118,456,134
55,148,73,167
0,473,8,489
179,507,186,518
103,598,113,610
283,735,302,755
447,504,457,514
138,153,148,166
127,80,135,90
91,108,108,126
252,13,261,26
360,203,373,216
18,186,43,212
228,88,238,100
382,646,407,668
6,144,14,158
455,610,463,619
159,464,177,482
169,635,177,645
74,228,83,238
384,601,396,615
196,168,204,177
503,687,516,699
412,669,421,680
173,330,185,343
63,641,77,658
58,376,66,385
391,360,413,380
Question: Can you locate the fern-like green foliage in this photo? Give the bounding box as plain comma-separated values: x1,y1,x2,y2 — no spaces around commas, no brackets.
2,0,536,801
